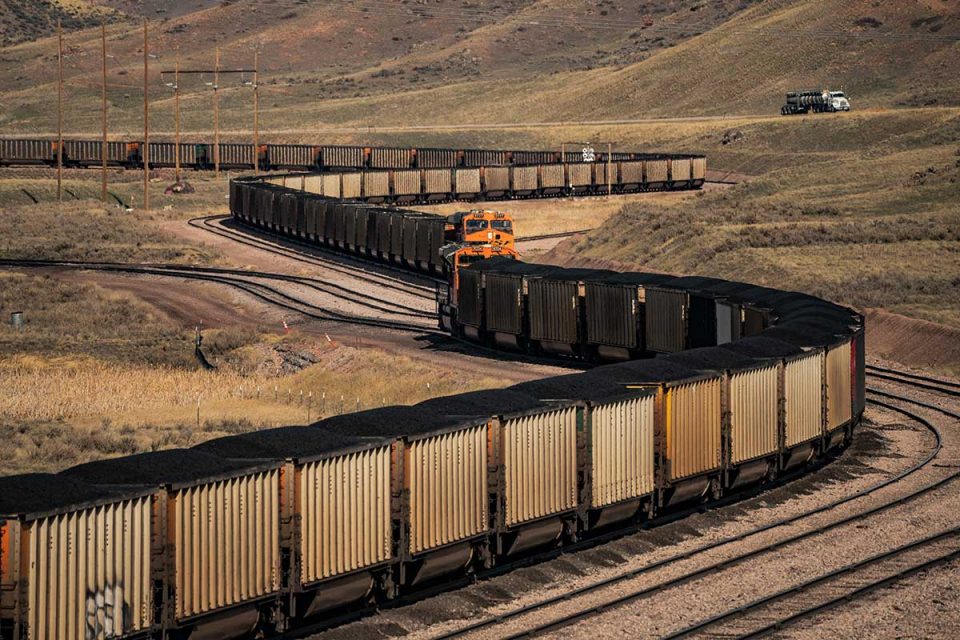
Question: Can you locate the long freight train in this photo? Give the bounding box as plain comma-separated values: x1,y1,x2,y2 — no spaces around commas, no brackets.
0,168,865,640
0,138,705,203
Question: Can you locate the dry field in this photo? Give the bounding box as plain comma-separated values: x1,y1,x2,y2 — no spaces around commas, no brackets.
0,271,501,475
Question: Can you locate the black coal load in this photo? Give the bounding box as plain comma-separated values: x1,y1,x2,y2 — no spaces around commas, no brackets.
668,275,729,292
593,357,706,385
316,404,468,440
763,321,843,348
666,346,765,373
195,425,382,461
0,473,130,517
601,272,677,287
720,335,805,359
417,388,548,419
60,448,271,488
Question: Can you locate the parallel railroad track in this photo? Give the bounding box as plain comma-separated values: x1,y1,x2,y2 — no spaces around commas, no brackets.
0,258,440,334
188,215,439,299
664,527,960,640
866,363,960,398
420,374,957,640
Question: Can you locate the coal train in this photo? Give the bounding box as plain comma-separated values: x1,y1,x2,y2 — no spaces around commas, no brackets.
0,138,705,203
0,162,866,640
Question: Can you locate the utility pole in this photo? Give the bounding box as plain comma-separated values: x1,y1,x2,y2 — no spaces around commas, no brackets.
142,18,150,211
101,22,108,203
174,47,181,182
607,142,612,195
57,18,63,203
214,47,220,177
253,47,260,175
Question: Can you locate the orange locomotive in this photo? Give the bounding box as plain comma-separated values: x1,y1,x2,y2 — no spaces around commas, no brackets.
445,209,515,249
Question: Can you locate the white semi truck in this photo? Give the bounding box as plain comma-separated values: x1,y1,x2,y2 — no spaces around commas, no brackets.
781,89,851,115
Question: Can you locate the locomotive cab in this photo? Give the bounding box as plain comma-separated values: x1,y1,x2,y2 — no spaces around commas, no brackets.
446,210,515,249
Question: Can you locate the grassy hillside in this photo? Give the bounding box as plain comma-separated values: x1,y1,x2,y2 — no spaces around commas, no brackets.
549,109,960,328
5,0,957,136
0,0,119,47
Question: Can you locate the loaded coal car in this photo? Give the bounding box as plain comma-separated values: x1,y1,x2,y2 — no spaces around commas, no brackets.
59,449,285,640
583,272,677,360
417,389,583,556
0,475,157,640
667,346,782,489
525,267,615,357
194,426,396,623
318,404,496,586
597,358,724,506
449,257,557,349
511,369,659,530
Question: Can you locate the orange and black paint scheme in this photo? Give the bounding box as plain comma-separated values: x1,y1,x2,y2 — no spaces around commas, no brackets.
445,210,515,250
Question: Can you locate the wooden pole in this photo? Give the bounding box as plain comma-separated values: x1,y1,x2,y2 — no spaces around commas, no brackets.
142,19,149,211
214,47,220,177
101,22,108,203
174,47,181,182
57,19,63,203
607,142,612,195
253,47,260,175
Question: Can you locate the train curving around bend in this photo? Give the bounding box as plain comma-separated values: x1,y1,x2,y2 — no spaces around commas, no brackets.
0,151,866,640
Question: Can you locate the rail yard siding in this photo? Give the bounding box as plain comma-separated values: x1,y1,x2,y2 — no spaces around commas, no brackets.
408,426,489,555
785,351,825,447
826,341,853,430
591,396,656,508
646,288,688,353
729,365,779,464
18,497,153,640
173,471,281,620
666,379,722,481
299,446,392,584
646,159,669,183
503,408,579,528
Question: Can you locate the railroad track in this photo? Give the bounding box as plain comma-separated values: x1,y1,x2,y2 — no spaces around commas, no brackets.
188,215,439,299
0,258,440,335
515,228,594,243
866,363,960,398
420,375,957,640
664,527,960,639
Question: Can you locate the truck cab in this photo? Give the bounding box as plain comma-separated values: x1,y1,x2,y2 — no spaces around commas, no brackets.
827,91,851,111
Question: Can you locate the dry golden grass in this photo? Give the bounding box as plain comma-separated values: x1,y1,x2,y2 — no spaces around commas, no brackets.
0,349,502,475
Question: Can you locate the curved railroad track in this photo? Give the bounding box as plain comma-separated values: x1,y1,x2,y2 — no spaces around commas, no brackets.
408,374,958,640
188,215,439,299
0,258,439,334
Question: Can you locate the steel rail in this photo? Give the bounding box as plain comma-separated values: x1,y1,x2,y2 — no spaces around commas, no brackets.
428,395,943,639
0,257,434,319
0,260,440,335
189,215,438,298
866,364,960,389
664,527,960,639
